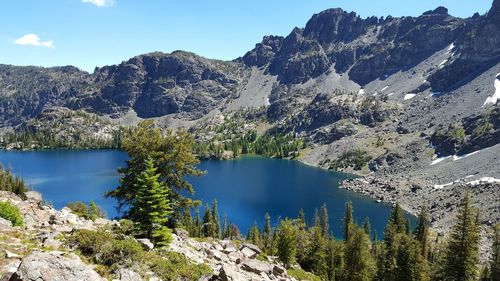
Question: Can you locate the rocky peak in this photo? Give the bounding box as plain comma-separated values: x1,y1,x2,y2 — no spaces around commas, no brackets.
422,6,449,16
303,8,370,44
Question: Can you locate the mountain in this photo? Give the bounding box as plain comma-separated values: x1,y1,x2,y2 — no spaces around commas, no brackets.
0,1,499,232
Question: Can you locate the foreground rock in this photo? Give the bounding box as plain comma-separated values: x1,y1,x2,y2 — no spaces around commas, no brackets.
10,251,105,281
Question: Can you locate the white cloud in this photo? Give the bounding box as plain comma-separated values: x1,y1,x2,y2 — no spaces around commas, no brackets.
82,0,115,7
14,34,54,48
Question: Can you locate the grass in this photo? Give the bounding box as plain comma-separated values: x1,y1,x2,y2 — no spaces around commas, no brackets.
288,268,322,281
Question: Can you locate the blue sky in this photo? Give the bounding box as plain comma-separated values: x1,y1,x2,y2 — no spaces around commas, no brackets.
0,0,493,72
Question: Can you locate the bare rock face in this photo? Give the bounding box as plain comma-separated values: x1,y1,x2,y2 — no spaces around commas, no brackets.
10,251,105,281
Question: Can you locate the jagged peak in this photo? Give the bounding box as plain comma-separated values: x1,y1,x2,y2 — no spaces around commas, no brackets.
422,6,449,16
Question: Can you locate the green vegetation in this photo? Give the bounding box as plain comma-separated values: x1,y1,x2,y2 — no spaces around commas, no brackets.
288,268,322,281
0,166,29,199
194,130,304,160
0,128,124,150
331,149,372,171
0,201,24,226
66,228,211,280
66,201,106,220
106,120,203,219
131,157,173,247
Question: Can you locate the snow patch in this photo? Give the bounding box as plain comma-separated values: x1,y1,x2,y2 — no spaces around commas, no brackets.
448,43,455,51
358,89,365,95
404,94,416,100
266,98,270,106
439,59,448,69
483,73,500,106
467,177,500,186
429,92,441,97
381,86,389,92
388,92,395,96
430,149,483,166
430,156,452,166
434,182,453,189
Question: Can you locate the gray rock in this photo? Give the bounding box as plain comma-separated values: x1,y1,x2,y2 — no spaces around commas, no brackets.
241,243,262,254
11,251,104,281
24,191,42,202
240,247,258,259
227,251,244,264
241,259,273,275
0,259,21,281
137,238,154,251
273,265,286,276
115,268,143,281
174,228,189,238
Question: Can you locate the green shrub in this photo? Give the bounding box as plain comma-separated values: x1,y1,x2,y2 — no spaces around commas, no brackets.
66,201,106,220
99,239,143,267
148,251,212,281
0,201,24,226
288,268,322,281
331,149,372,171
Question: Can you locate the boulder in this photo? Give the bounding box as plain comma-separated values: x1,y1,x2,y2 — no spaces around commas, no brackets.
273,264,286,276
114,268,143,281
137,238,154,251
24,191,42,202
4,250,21,259
0,217,13,231
219,264,246,281
240,247,258,259
241,259,273,275
174,228,189,238
241,243,262,254
227,251,244,264
11,251,105,281
0,259,21,281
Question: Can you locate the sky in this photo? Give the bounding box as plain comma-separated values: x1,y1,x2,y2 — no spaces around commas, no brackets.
0,0,493,72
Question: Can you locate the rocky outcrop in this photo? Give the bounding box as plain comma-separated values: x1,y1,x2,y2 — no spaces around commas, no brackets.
10,251,105,281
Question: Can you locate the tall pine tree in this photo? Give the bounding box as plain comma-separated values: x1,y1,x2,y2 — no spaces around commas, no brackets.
443,191,480,281
490,224,499,281
132,157,173,247
344,201,354,241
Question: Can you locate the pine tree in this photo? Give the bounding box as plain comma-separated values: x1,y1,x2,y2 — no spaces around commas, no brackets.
182,208,194,236
194,208,202,237
320,203,330,237
414,206,430,259
263,212,273,253
211,199,221,238
250,222,261,247
344,226,376,281
344,201,354,241
202,204,214,237
379,203,408,281
277,219,298,268
490,224,500,281
396,234,430,281
222,214,228,239
314,208,320,228
443,191,480,281
132,157,173,247
363,217,371,238
88,200,100,221
298,208,307,230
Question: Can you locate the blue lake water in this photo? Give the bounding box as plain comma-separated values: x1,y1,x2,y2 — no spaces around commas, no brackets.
0,150,412,238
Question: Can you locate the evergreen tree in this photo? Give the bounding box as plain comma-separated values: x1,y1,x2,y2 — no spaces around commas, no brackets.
396,234,430,281
277,219,298,268
211,199,221,238
88,200,99,221
379,203,408,281
194,208,202,237
344,226,376,281
250,222,261,247
344,201,354,241
326,239,345,281
313,208,320,228
222,214,228,239
490,224,500,281
106,120,203,220
320,203,330,237
414,206,430,259
202,204,214,237
363,217,371,238
443,192,480,281
298,208,307,230
182,208,194,236
132,157,173,247
263,212,273,253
